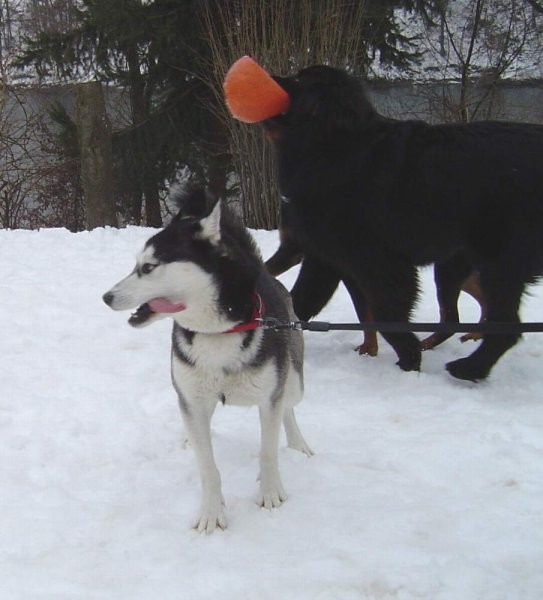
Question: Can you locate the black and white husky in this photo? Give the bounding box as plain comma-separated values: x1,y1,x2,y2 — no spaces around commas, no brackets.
103,189,312,533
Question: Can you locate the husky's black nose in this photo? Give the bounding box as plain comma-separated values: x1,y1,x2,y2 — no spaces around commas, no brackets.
102,291,114,306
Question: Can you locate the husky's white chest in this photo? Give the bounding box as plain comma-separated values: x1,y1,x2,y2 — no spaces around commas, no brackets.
170,327,279,407
171,353,278,407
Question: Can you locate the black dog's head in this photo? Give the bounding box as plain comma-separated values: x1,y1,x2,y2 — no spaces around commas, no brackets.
264,65,376,141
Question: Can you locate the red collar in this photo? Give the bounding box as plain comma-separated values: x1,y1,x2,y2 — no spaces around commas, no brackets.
223,293,264,334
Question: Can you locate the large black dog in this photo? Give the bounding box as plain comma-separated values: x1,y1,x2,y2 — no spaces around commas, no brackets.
263,65,543,381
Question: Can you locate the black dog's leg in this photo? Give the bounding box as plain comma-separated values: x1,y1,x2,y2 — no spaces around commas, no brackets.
446,271,523,381
421,253,474,351
458,273,486,343
266,198,305,277
342,276,378,356
293,261,379,356
290,256,341,320
266,225,376,354
265,237,304,277
363,263,421,372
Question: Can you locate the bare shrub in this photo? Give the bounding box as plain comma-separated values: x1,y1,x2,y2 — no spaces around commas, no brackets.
418,0,543,123
202,0,368,229
1,87,84,230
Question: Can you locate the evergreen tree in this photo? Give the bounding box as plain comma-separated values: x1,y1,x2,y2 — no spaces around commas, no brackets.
16,0,216,226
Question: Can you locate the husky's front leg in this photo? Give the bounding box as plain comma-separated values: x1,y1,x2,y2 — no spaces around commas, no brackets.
258,400,287,509
180,396,226,533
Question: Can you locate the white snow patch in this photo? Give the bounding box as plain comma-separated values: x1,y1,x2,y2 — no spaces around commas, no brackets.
1,226,542,599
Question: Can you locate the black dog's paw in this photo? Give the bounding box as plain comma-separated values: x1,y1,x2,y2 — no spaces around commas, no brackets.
446,357,490,382
396,353,421,372
395,339,421,372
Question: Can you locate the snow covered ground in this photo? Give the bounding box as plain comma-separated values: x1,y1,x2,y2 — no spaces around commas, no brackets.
1,225,542,600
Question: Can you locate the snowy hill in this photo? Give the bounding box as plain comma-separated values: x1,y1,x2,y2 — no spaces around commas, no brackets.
1,226,542,599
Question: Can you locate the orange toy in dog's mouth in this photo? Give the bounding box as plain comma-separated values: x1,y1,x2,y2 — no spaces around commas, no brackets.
223,56,290,123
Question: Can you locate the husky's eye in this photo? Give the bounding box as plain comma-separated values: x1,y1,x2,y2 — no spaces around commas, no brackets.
141,263,156,274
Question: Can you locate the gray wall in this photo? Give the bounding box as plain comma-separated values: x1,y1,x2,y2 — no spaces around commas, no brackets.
2,78,542,178
4,78,543,133
368,80,543,124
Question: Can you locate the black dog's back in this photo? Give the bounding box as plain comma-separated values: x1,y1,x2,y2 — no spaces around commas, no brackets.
354,119,543,268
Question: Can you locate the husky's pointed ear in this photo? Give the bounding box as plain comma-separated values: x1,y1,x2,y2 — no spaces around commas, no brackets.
171,187,210,221
198,200,221,244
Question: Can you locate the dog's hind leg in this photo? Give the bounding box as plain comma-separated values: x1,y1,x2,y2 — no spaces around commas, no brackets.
459,273,486,343
421,253,473,351
446,272,524,381
283,408,314,456
343,277,378,357
258,400,287,509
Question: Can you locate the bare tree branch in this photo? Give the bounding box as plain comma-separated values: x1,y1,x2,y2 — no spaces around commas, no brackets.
525,0,543,14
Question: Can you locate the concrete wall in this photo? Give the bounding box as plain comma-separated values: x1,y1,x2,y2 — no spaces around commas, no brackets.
368,79,543,124
4,78,543,135
2,80,542,173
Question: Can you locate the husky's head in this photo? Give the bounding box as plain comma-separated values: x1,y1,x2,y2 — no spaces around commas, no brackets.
103,189,261,332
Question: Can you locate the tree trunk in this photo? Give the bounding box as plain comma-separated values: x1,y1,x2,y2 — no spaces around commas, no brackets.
126,45,162,228
205,113,230,202
76,81,118,229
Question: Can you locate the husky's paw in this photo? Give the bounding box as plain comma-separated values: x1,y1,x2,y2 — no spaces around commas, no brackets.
258,481,287,510
288,439,314,457
193,500,227,534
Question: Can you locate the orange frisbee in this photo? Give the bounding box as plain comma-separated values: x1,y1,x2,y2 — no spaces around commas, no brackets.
223,56,290,123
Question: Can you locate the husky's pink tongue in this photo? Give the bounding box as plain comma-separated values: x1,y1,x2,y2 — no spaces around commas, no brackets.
147,298,186,313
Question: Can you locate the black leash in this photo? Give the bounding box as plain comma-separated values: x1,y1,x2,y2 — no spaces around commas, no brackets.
259,317,543,334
